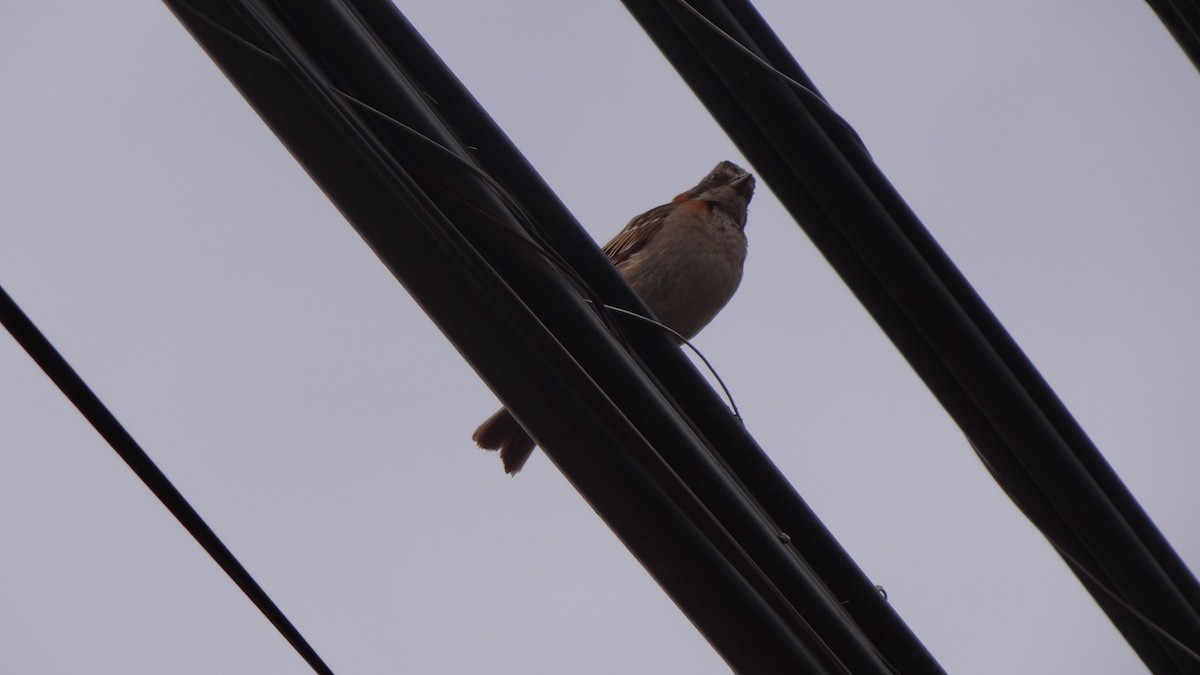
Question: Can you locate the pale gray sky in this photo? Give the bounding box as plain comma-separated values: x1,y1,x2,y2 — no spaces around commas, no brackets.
2,2,1198,673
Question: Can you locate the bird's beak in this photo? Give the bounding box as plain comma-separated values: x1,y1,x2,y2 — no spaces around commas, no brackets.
730,172,755,201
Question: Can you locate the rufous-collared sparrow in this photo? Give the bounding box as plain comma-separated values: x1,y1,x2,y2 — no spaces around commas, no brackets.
473,160,755,474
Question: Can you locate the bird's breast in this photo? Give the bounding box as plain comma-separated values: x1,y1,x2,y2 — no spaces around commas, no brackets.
618,210,747,339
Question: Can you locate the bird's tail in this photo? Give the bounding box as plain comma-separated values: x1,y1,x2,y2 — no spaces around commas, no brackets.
473,408,536,475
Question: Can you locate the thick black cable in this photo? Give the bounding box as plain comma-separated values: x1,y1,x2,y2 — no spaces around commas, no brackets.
705,0,1200,658
0,285,334,675
346,2,926,671
622,0,1200,670
162,1,841,671
1145,0,1200,73
171,1,936,667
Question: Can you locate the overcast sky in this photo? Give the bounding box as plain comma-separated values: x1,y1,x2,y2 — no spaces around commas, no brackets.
2,1,1198,673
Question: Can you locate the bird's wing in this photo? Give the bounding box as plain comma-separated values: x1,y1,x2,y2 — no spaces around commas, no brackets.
602,203,672,266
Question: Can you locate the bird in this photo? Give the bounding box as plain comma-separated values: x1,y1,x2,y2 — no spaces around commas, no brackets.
473,160,755,474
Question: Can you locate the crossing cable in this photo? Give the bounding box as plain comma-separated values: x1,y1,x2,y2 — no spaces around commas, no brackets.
0,285,334,675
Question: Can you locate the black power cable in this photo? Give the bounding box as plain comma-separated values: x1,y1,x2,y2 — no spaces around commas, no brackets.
0,285,334,675
163,0,942,671
351,2,942,672
164,1,843,671
622,0,1200,671
1145,0,1200,73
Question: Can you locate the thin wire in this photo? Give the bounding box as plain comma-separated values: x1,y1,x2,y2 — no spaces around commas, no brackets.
176,0,626,337
176,3,540,232
596,303,742,423
1052,540,1200,665
968,441,1200,665
177,0,723,350
0,285,334,675
670,0,866,147
176,2,525,218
